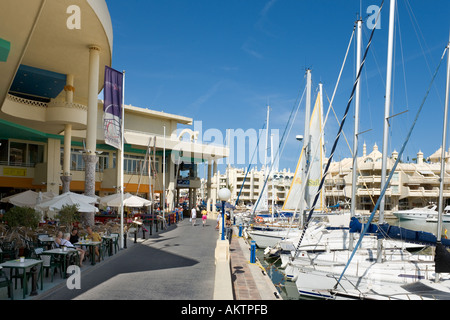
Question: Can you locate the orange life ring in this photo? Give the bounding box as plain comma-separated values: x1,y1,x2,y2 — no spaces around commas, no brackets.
255,216,264,223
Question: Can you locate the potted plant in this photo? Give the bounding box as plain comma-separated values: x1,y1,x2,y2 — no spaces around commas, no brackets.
3,206,41,257
56,204,80,233
3,206,41,229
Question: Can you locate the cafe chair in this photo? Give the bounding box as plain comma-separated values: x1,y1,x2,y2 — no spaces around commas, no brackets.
111,233,119,254
67,250,80,267
24,238,40,258
41,254,63,282
0,241,17,261
100,238,109,260
0,269,13,300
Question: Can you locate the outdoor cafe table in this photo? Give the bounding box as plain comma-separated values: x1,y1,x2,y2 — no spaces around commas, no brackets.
42,248,77,278
74,241,101,265
38,236,55,250
0,258,43,299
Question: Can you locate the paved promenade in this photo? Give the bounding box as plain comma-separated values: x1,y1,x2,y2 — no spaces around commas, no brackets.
38,218,218,300
1,217,281,303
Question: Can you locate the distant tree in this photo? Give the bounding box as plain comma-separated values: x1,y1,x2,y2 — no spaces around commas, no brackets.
4,206,41,230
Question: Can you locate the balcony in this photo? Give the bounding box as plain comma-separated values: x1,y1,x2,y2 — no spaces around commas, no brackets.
3,93,88,129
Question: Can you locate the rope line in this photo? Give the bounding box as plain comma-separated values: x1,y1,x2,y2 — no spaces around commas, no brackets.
334,44,448,289
292,0,385,260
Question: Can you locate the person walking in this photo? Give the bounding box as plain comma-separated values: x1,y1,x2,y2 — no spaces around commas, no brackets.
201,208,208,227
191,206,197,226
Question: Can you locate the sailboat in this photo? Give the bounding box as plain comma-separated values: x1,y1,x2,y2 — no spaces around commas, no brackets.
248,71,328,248
323,30,450,301
290,1,450,300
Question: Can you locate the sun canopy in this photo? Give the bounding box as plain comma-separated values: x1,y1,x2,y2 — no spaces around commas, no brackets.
1,190,57,207
36,192,98,213
100,193,151,208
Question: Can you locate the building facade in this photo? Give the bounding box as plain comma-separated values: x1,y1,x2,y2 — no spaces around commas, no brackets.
325,143,450,214
207,143,450,215
202,165,294,208
0,0,228,212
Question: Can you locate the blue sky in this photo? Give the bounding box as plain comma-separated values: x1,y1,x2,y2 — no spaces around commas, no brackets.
106,0,450,176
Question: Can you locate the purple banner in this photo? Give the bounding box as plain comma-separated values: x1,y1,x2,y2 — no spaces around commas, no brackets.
103,66,123,150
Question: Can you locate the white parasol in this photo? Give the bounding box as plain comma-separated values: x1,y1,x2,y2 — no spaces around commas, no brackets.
100,192,151,208
36,192,98,213
1,190,56,207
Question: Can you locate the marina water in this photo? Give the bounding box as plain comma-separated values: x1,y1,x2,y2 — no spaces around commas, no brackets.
257,217,450,300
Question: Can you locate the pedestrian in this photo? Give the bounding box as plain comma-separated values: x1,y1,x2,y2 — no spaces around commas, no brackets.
215,212,220,230
191,206,197,226
202,208,207,227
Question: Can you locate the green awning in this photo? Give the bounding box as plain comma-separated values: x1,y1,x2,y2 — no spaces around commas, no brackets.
0,118,63,142
0,38,10,62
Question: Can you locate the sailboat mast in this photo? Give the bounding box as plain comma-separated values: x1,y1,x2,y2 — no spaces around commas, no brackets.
264,105,270,210
378,0,396,262
319,82,325,211
380,0,396,221
350,19,363,250
271,133,275,221
300,69,312,226
438,37,450,245
264,105,270,177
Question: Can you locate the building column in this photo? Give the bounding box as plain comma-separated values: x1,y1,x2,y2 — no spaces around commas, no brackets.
83,45,101,227
46,138,61,195
84,45,101,198
61,74,74,193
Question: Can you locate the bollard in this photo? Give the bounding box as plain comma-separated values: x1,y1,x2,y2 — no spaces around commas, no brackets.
124,233,127,249
239,224,243,237
250,241,256,264
134,229,137,243
149,220,153,235
142,227,146,239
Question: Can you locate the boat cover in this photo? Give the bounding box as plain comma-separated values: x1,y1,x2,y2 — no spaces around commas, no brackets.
349,217,450,247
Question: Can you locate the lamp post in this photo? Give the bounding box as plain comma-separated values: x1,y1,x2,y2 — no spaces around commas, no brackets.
218,188,231,241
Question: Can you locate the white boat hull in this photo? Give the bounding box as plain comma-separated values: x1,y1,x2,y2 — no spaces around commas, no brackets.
293,253,438,300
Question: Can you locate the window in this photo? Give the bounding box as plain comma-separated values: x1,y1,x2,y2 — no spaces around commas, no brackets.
70,150,85,171
9,142,26,164
61,149,110,172
124,154,147,175
0,139,8,163
6,141,44,166
28,144,44,165
96,153,109,172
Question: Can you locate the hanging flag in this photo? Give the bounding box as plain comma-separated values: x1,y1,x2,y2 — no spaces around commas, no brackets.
103,66,123,150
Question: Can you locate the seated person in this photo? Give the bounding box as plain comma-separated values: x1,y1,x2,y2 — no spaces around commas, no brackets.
86,226,101,262
69,227,80,244
55,231,85,267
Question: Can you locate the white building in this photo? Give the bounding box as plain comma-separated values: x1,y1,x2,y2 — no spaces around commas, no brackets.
201,165,294,208
325,143,450,214
206,143,450,215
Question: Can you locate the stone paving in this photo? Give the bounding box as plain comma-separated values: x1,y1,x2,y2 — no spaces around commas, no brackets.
230,233,262,300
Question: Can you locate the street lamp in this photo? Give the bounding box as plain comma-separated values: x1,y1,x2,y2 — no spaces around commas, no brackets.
218,188,231,241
